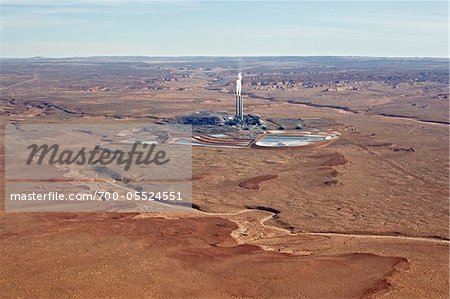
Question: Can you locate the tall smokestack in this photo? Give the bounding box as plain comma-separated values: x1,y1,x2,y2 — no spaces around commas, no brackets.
235,72,243,120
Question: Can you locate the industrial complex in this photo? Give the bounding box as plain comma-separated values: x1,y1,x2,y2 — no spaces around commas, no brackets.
178,73,338,148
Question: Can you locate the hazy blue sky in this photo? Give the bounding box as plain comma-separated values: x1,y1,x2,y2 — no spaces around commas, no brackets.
1,1,448,57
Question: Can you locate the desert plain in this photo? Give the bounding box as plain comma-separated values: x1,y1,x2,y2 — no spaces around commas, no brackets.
0,56,449,298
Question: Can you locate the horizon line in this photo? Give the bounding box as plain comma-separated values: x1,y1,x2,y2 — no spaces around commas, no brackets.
1,55,449,59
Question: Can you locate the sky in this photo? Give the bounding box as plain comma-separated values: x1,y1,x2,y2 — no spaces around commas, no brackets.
1,1,448,58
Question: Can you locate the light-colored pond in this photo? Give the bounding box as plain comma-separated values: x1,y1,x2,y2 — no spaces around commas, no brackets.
255,134,335,147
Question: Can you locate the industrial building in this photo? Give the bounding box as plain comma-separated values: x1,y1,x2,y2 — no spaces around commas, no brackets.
180,111,226,125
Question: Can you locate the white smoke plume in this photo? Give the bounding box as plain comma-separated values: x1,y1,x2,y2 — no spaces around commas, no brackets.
236,72,242,95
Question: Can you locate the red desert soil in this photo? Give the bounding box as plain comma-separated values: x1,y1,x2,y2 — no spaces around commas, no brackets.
192,172,210,180
312,152,349,166
0,213,405,298
239,175,278,190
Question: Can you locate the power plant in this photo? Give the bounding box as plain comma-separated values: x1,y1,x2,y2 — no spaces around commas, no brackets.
170,72,338,148
180,72,264,129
